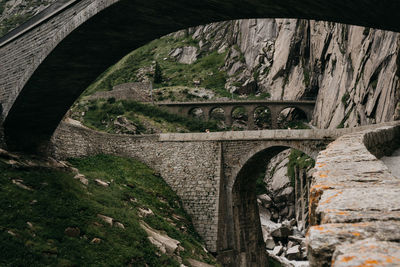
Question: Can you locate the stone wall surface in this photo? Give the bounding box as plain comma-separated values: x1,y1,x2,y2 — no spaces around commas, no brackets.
50,121,222,252
307,122,400,266
50,120,339,257
49,120,400,264
0,0,118,118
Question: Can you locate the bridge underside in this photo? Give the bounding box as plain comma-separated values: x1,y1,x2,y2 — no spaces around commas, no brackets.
1,0,400,152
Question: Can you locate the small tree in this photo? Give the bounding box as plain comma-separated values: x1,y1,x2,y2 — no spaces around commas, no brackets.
154,61,163,84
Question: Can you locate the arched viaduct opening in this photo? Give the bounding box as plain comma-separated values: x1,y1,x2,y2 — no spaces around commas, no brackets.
1,0,400,152
221,145,314,266
277,107,309,129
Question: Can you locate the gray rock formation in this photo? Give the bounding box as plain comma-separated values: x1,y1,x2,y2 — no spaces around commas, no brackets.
178,19,400,128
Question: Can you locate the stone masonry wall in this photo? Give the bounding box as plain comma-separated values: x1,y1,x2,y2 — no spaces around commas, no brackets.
50,122,221,252
49,120,400,258
307,122,400,266
0,0,118,120
86,82,152,102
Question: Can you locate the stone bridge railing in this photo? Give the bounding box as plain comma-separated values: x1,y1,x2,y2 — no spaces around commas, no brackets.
156,100,315,129
307,121,400,266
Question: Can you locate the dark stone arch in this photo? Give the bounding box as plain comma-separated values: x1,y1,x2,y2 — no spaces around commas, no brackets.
227,144,314,266
188,107,205,119
209,106,225,121
278,106,309,119
277,106,310,129
2,0,400,152
253,105,272,129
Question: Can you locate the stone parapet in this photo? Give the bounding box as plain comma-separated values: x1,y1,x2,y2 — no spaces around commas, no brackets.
307,122,400,266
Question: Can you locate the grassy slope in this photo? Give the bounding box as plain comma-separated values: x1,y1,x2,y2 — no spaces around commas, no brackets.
0,154,217,266
72,99,219,134
83,35,229,98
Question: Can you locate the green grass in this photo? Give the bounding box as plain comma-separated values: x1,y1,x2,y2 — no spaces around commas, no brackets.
82,35,229,99
255,170,267,196
287,149,315,187
0,154,217,266
73,99,219,134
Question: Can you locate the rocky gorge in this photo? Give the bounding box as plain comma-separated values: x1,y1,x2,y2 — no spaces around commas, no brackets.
1,1,400,266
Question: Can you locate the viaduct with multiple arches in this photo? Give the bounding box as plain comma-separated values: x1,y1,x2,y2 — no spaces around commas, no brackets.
157,100,315,129
1,0,400,266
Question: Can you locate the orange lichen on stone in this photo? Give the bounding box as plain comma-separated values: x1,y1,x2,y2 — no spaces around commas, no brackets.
313,226,325,231
350,232,361,237
341,256,355,262
320,191,343,205
319,174,328,178
311,184,331,190
364,259,380,265
351,222,370,227
384,256,400,263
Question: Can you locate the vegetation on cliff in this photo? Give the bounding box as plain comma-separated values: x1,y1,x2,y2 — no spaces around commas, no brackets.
83,34,229,98
72,99,219,134
0,153,217,266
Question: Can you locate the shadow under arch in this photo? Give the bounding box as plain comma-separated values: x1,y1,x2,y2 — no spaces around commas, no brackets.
254,106,272,129
188,107,205,119
2,0,400,152
218,144,316,266
278,106,311,121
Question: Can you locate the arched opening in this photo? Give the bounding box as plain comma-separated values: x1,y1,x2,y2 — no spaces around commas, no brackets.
230,146,314,266
2,0,399,151
277,107,309,129
188,107,205,120
231,106,248,130
254,106,272,129
209,107,226,129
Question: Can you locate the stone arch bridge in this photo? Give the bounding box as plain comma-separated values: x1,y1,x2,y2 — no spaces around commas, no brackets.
157,100,315,129
48,121,398,266
0,0,399,152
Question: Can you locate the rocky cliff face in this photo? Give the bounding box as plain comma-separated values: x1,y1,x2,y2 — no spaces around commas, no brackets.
184,19,400,129
2,1,398,129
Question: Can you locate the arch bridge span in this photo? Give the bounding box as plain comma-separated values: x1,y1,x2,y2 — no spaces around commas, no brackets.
48,121,400,266
0,0,399,152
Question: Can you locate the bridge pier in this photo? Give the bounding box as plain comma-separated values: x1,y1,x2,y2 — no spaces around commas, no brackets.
245,106,256,130
203,106,211,121
224,106,234,127
269,107,279,129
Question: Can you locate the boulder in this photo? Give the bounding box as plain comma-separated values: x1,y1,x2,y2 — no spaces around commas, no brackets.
114,222,125,229
140,222,180,254
12,179,34,191
74,174,88,185
271,225,292,238
286,245,300,260
169,46,198,64
272,245,283,256
91,238,101,244
97,214,113,226
257,194,272,208
138,207,154,218
94,179,110,187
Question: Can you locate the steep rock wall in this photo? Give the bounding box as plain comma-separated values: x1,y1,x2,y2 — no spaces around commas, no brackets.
183,19,400,128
